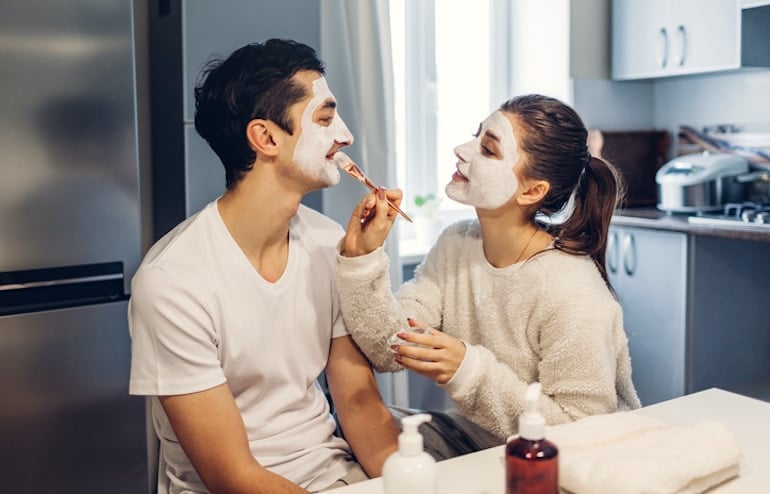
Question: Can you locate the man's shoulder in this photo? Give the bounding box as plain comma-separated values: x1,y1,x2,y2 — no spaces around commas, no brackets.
136,202,219,279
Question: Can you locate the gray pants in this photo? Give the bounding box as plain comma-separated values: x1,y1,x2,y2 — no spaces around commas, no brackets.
388,406,502,461
322,406,502,491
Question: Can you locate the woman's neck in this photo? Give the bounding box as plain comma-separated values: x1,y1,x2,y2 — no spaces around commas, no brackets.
477,209,551,268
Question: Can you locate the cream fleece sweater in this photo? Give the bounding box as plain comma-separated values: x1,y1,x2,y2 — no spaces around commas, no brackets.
336,219,641,441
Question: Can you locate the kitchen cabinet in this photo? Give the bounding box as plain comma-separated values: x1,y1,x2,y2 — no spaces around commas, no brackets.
611,0,770,80
609,213,770,405
607,226,688,405
687,235,770,401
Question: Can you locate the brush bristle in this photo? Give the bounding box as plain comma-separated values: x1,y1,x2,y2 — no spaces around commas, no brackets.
333,151,352,169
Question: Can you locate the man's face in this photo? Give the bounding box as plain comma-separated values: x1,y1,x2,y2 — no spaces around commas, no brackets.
290,72,353,186
445,110,521,209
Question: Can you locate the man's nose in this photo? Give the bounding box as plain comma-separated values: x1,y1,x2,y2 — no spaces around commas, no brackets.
334,115,354,147
336,134,352,147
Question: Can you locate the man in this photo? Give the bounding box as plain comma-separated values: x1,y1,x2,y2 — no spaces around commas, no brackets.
129,39,399,493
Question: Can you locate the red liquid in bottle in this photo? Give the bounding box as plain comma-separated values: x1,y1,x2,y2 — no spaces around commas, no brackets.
505,437,558,494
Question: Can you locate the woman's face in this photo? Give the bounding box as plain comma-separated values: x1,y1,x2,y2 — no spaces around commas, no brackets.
445,110,521,209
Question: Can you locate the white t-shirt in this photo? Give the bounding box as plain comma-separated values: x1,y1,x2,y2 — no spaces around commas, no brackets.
129,200,353,493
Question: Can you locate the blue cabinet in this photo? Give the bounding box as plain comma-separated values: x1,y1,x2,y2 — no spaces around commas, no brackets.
609,221,770,404
607,226,688,405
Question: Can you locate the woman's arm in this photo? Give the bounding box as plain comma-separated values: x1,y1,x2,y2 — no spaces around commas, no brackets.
336,238,446,372
440,264,628,440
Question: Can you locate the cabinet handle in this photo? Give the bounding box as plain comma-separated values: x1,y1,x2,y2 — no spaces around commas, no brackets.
657,27,669,68
677,25,687,66
607,230,619,274
622,233,637,277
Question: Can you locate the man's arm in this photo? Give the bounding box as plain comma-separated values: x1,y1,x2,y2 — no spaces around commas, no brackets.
326,335,400,477
160,383,309,494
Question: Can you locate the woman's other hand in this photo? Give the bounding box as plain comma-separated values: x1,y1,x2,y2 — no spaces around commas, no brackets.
392,318,466,385
342,187,403,257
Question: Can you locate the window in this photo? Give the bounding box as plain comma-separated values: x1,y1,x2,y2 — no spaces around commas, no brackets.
390,0,570,253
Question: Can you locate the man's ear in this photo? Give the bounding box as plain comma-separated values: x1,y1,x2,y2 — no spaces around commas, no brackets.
517,179,550,207
246,119,279,157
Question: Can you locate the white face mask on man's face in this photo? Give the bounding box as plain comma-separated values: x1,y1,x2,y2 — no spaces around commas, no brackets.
292,76,353,186
445,110,520,209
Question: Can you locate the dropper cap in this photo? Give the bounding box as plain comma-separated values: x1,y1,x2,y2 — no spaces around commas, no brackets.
399,413,432,456
519,382,546,440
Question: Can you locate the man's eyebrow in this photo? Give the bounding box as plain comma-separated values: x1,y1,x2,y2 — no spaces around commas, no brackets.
318,99,337,111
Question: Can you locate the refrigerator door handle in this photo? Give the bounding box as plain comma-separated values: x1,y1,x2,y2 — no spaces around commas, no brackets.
0,272,123,291
0,261,126,316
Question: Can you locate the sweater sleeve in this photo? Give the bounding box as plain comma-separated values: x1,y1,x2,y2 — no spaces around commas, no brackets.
335,235,447,373
441,343,530,440
442,255,632,440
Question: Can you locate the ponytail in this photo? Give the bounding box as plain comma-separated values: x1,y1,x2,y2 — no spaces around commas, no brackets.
500,94,623,294
552,156,625,290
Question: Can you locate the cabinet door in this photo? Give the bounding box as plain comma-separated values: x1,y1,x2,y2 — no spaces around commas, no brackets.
669,0,740,75
611,0,741,79
611,0,669,79
610,226,688,406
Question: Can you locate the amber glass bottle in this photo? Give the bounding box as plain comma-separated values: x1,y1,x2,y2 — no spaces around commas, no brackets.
505,436,558,494
505,382,558,494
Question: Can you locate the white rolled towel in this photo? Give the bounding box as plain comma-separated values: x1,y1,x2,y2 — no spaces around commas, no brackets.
545,411,741,494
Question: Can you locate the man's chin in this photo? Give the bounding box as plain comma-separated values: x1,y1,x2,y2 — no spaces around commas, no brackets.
318,167,341,187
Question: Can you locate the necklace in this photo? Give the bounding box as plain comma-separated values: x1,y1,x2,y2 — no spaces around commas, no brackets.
514,227,539,264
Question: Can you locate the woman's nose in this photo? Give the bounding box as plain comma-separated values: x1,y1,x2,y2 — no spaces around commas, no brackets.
454,147,466,162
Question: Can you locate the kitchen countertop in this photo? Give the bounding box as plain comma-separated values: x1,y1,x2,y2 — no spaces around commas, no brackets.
402,207,770,266
612,208,770,243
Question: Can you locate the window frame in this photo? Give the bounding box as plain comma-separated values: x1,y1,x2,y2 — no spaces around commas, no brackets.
393,0,569,254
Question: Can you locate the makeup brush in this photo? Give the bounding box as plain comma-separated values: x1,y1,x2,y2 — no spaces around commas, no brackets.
334,152,413,223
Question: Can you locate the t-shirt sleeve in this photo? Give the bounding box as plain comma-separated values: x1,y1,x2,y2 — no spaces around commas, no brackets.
128,264,226,396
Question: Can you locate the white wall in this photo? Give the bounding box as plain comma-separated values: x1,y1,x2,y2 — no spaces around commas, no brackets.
653,70,770,134
572,68,770,157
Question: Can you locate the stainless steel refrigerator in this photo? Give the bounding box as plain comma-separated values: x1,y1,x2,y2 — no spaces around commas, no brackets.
0,0,149,492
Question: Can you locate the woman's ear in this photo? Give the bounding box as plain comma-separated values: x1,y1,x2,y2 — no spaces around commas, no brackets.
517,179,550,207
246,119,279,157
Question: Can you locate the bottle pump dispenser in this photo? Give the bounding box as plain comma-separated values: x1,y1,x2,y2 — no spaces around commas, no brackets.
382,413,437,494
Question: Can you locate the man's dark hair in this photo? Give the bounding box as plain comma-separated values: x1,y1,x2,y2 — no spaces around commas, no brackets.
194,39,325,188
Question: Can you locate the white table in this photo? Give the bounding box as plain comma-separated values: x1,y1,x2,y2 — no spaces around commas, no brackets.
326,388,770,493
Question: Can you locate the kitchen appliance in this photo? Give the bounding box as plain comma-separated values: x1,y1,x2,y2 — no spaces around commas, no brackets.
687,201,770,230
656,152,750,213
0,1,149,492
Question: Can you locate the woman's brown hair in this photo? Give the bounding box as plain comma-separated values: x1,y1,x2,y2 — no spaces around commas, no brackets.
500,94,624,290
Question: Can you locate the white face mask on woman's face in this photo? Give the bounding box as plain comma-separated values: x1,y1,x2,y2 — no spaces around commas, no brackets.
293,76,354,186
445,110,520,209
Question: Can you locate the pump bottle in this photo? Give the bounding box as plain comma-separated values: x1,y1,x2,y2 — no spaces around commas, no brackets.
382,413,437,494
506,382,558,494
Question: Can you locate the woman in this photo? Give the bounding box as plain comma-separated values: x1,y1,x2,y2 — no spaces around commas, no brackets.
336,94,640,458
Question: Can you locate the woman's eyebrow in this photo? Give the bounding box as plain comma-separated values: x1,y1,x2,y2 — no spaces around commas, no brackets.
484,129,501,143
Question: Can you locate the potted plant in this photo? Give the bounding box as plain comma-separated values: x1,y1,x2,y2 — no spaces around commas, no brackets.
413,193,443,246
